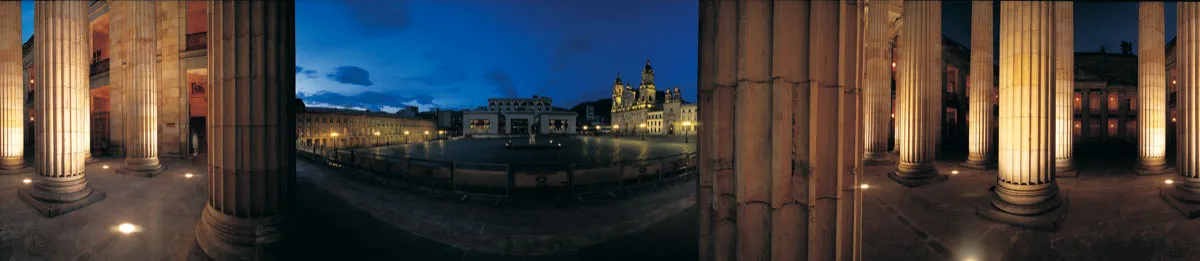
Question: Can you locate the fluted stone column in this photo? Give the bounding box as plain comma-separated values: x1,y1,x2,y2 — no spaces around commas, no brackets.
888,1,946,187
18,1,106,218
1136,2,1171,175
962,1,996,170
0,3,30,174
1164,2,1200,218
158,1,187,159
863,0,892,165
1054,1,1076,173
195,1,297,259
108,1,127,156
117,1,165,177
976,1,1066,230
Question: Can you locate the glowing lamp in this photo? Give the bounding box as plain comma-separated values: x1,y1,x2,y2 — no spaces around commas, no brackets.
860,184,870,189
22,178,30,184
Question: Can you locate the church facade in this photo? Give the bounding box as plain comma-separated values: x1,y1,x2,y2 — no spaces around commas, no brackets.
610,60,697,136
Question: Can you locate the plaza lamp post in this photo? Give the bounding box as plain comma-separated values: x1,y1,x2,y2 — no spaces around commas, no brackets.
404,130,410,144
374,131,381,146
639,123,647,141
613,124,620,138
330,132,340,157
424,130,430,141
582,125,588,135
682,121,692,143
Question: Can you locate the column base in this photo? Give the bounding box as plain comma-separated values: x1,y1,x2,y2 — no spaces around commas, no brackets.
195,206,289,261
1055,162,1076,172
0,166,32,175
17,188,106,218
975,188,1068,231
1162,184,1200,218
1134,164,1174,176
886,171,948,188
1056,169,1079,178
117,164,167,178
958,160,996,170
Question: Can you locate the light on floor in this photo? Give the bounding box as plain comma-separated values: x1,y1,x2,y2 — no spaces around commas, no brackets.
951,170,959,175
102,165,109,169
185,173,193,178
117,223,137,234
860,184,870,189
1166,179,1175,185
22,178,30,184
964,258,977,261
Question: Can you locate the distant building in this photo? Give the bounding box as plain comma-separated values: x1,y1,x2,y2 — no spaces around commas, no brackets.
297,107,436,149
395,105,420,118
435,109,463,136
462,95,577,137
610,60,698,136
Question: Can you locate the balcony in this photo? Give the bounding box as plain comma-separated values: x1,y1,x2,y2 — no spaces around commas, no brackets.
89,59,109,77
185,32,207,51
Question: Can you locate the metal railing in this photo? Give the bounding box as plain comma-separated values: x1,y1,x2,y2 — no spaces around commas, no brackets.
297,144,697,205
186,32,207,51
90,59,109,76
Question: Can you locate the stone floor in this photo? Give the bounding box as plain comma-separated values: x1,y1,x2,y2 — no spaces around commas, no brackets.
862,149,1200,261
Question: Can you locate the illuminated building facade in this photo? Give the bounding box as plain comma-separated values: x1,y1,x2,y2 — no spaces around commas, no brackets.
610,60,697,136
297,107,435,149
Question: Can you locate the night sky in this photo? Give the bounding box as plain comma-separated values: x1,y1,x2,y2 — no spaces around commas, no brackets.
15,1,1181,112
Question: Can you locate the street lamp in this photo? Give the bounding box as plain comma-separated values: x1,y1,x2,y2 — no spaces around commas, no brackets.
373,131,381,146
613,124,620,138
404,130,410,143
638,123,647,141
424,130,430,141
682,121,692,143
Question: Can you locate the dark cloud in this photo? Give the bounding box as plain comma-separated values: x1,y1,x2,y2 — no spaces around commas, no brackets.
484,70,518,98
302,69,319,79
325,66,374,86
402,66,468,86
342,1,411,37
552,37,592,72
296,66,303,74
299,91,438,111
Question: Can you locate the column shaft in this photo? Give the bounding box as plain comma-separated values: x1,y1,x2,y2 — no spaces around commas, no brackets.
890,1,945,187
733,1,771,259
977,1,1065,229
195,1,297,260
964,1,995,169
770,1,810,260
0,3,26,171
119,1,165,176
108,2,126,155
1137,2,1169,174
708,1,738,260
1054,1,1075,172
20,1,106,217
1167,3,1200,217
158,1,187,158
863,0,890,163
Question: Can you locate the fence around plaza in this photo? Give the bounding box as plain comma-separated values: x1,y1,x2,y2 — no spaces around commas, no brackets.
297,145,698,204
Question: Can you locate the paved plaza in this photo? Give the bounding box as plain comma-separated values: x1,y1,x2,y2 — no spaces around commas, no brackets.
354,136,695,165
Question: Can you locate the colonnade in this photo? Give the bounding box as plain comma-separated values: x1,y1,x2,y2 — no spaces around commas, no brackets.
0,1,297,260
699,0,1200,259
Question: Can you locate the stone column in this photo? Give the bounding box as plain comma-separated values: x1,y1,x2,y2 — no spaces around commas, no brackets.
1054,1,1076,173
1136,2,1171,175
117,1,166,177
1164,2,1200,218
888,1,946,187
19,1,106,217
0,3,29,174
976,1,1066,230
962,1,996,170
108,1,127,156
195,1,297,259
158,1,186,159
863,0,892,165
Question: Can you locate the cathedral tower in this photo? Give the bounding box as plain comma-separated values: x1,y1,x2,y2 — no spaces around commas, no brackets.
612,73,624,111
638,59,656,107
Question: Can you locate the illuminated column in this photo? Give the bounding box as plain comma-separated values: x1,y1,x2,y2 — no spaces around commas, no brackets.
0,3,29,174
195,1,297,259
976,1,1066,229
863,0,892,165
1165,2,1200,218
19,1,107,217
117,1,166,177
889,1,946,187
158,1,187,158
1054,1,1075,172
108,1,127,156
962,1,996,170
1136,2,1170,175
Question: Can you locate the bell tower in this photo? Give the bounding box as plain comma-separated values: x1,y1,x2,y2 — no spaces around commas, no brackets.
611,73,624,111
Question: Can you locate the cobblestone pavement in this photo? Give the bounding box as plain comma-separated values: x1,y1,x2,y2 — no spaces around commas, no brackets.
862,150,1200,261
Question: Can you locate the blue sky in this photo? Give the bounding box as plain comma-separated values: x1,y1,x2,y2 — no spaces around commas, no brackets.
18,1,1179,113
